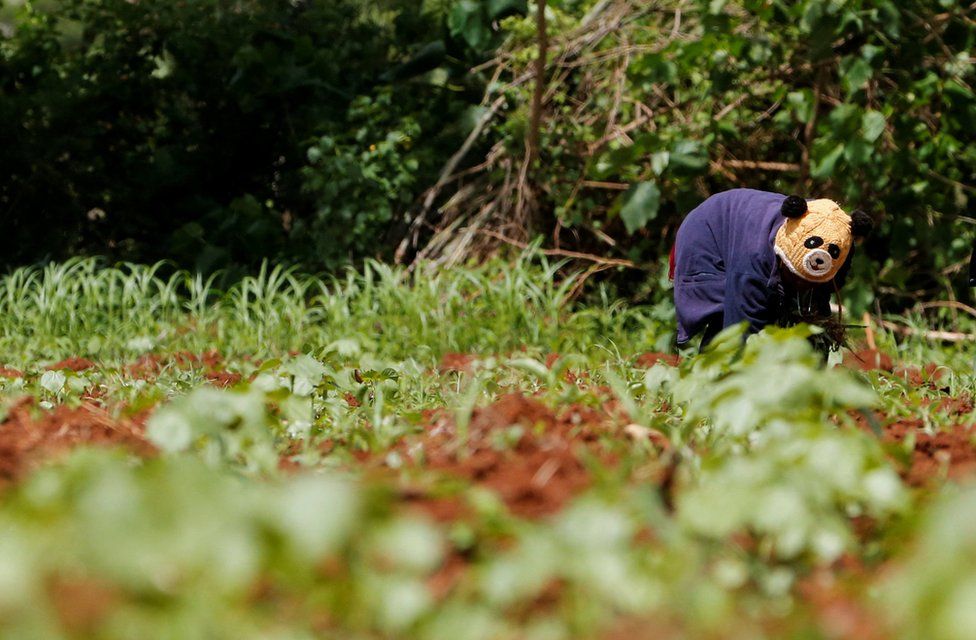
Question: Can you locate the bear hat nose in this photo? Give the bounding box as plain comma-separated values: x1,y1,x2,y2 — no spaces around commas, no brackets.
801,248,833,279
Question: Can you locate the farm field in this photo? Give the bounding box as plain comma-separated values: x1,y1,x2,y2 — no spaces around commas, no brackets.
0,257,974,639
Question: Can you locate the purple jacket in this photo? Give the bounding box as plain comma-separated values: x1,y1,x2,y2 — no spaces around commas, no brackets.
672,189,839,346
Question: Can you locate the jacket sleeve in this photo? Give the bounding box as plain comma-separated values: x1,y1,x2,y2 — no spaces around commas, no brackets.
723,270,773,334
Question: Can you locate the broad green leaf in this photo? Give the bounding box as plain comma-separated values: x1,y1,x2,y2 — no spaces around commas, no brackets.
283,354,328,395
787,90,814,123
371,518,444,574
650,150,670,176
39,370,65,395
811,143,844,179
844,139,873,165
274,475,360,558
800,1,823,32
449,0,491,50
487,0,526,19
841,56,873,94
620,181,661,235
669,139,709,172
146,409,194,452
862,110,887,142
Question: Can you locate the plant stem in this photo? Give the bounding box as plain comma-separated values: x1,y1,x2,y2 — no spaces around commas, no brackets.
526,0,549,169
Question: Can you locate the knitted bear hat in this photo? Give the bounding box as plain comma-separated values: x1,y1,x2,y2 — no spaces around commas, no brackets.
773,196,871,283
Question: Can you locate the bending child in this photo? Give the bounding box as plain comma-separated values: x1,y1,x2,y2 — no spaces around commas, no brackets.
671,188,872,349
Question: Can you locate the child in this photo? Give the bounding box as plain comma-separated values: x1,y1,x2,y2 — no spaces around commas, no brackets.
671,188,872,349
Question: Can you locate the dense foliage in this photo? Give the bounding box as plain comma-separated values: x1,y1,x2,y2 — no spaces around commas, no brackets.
0,0,501,271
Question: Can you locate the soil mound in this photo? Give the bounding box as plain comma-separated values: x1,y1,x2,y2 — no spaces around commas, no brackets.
843,349,894,372
885,419,976,486
409,394,613,519
0,399,154,483
46,357,96,372
438,353,476,374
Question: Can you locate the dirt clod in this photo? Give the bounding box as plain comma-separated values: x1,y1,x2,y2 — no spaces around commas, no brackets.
843,349,894,372
636,352,681,368
438,353,477,374
46,357,96,372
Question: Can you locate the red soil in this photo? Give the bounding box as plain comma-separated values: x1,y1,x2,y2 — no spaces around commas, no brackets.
843,349,894,372
636,352,681,368
426,552,470,601
854,394,976,486
205,371,243,388
48,576,120,636
795,555,887,640
0,366,23,378
885,419,976,486
894,363,946,386
46,357,96,372
438,353,477,374
0,398,154,483
600,617,682,640
403,394,616,519
128,350,240,387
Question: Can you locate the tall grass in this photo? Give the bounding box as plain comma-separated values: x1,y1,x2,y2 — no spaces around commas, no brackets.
0,255,673,365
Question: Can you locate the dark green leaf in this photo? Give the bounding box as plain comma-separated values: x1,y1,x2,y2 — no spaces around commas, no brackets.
449,0,492,50
487,0,526,20
669,140,709,172
620,182,661,235
841,57,873,94
811,143,844,179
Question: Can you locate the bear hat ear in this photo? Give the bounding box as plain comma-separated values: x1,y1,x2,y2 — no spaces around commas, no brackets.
850,209,873,238
781,195,808,218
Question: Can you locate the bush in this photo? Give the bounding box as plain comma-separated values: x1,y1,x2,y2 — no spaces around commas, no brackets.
0,0,490,271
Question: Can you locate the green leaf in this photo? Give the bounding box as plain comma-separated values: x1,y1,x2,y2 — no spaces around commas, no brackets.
811,143,844,179
844,139,872,165
145,407,195,452
283,354,328,395
650,151,669,176
39,370,65,395
861,110,887,142
620,182,661,235
787,90,814,123
449,0,491,50
487,0,526,20
841,57,873,94
669,139,709,172
800,1,823,32
150,49,175,80
274,475,360,559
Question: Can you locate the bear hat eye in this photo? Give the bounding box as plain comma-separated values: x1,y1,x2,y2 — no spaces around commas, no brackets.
827,244,841,259
804,236,824,249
